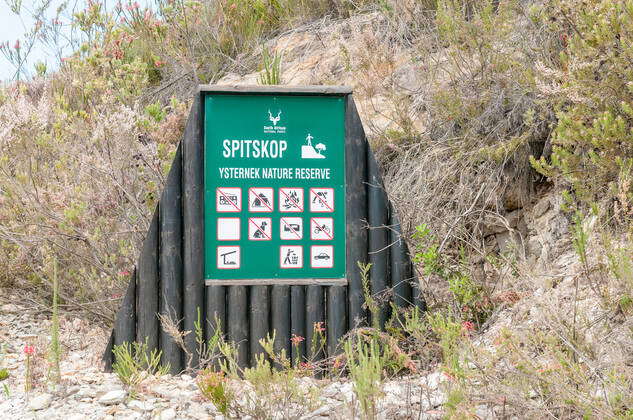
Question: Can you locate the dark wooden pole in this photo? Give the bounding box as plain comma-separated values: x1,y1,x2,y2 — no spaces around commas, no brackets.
345,96,368,329
327,286,346,356
249,285,269,366
182,95,204,369
103,332,114,372
159,146,184,373
390,209,412,309
290,286,306,365
227,286,249,368
114,271,136,347
271,285,290,367
136,211,160,353
305,286,325,361
367,151,389,328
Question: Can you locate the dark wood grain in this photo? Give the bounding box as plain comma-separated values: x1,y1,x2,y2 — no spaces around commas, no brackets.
136,211,160,353
367,150,389,328
227,286,249,368
159,146,184,374
345,96,368,329
249,285,270,366
182,95,204,369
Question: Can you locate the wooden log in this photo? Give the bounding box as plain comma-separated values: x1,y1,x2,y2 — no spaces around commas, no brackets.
345,96,368,329
159,146,184,374
249,286,269,366
305,286,325,361
182,95,204,369
205,286,226,346
114,272,136,348
367,150,389,329
227,286,249,369
327,286,346,356
271,285,290,367
136,211,160,353
290,286,306,365
103,331,114,372
389,208,412,309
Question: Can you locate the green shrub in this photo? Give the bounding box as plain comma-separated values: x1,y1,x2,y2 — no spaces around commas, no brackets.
531,0,633,221
112,340,169,398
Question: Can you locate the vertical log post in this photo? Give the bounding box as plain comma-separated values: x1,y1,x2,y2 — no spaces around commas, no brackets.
367,151,390,328
114,272,136,347
305,286,325,361
159,147,184,373
249,286,269,366
182,96,204,369
326,286,346,356
345,96,368,329
271,285,291,367
290,286,306,364
390,209,412,310
227,286,249,368
136,212,160,354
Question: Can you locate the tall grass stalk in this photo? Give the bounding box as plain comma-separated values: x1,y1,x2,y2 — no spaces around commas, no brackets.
48,258,61,386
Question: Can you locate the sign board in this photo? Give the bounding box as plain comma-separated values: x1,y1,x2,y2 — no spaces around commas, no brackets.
204,93,346,284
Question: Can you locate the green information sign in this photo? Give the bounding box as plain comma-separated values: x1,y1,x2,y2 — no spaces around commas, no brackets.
204,93,346,283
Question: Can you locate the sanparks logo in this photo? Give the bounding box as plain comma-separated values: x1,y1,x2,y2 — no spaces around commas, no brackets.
264,109,286,134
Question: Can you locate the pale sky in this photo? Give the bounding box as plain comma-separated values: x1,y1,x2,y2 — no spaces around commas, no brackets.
0,0,150,81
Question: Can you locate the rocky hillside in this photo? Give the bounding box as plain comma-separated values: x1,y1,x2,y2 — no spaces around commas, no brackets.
1,0,632,418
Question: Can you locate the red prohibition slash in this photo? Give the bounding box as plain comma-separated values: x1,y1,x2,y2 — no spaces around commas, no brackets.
217,188,240,211
281,218,302,239
311,188,333,212
279,188,303,212
249,218,271,240
249,188,274,212
311,218,333,240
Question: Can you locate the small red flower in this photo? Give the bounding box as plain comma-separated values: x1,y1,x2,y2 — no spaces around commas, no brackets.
118,270,131,276
290,334,304,345
462,321,475,332
300,362,313,370
313,322,325,333
13,40,20,50
24,345,35,355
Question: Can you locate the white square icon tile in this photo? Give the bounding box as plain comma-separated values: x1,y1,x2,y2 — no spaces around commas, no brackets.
280,217,303,240
217,218,240,241
279,188,304,212
280,246,303,269
216,188,241,212
311,245,333,268
217,246,240,269
309,188,334,212
310,217,333,240
249,188,274,212
248,217,272,240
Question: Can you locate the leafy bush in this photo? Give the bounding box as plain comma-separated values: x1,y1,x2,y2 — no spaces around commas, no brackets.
112,340,169,397
531,0,633,222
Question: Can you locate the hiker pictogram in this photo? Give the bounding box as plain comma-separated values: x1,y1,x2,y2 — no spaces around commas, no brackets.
301,133,326,159
249,188,274,212
217,246,240,269
217,218,241,241
310,245,333,268
216,187,241,212
248,217,272,241
279,188,304,212
280,217,303,240
310,217,333,240
280,245,303,268
309,188,334,212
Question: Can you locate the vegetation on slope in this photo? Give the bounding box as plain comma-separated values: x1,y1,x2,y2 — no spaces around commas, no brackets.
0,0,632,417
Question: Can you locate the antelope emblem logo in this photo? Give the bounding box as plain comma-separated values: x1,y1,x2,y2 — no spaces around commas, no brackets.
268,110,281,126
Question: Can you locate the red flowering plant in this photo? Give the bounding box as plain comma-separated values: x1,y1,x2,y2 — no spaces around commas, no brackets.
24,344,35,393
